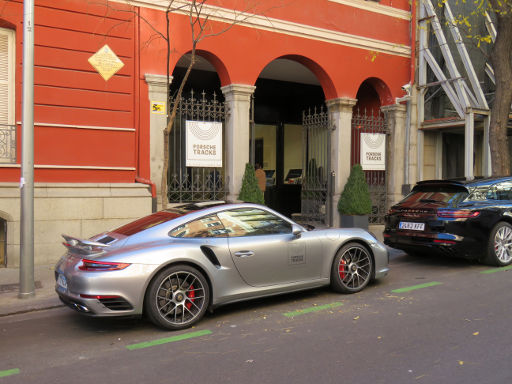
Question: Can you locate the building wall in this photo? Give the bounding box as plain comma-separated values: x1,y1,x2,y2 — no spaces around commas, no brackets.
0,183,151,267
0,0,413,264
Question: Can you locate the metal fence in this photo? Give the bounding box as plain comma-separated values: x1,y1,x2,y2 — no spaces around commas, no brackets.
351,108,388,224
0,124,16,163
301,106,332,225
167,90,228,203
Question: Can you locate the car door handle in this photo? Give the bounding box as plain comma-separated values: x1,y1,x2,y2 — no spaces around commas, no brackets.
234,250,255,258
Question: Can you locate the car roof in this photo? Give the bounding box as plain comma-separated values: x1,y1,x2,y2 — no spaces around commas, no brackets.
415,176,512,189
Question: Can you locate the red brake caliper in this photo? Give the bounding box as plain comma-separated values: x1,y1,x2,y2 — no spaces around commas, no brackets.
186,285,195,310
339,259,346,279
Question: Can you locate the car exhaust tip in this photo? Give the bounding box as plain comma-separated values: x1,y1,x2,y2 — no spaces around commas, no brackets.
72,303,90,313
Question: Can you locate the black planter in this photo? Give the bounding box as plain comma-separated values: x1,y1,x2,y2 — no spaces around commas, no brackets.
340,214,369,229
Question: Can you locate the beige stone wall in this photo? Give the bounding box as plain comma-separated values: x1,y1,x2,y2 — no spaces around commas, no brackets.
423,132,437,180
0,183,152,267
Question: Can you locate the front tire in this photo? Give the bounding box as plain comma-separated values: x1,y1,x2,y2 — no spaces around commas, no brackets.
482,222,512,267
145,265,210,330
331,242,374,294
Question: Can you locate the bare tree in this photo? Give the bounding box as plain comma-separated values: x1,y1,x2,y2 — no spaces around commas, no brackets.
438,0,512,176
131,0,285,208
487,0,512,176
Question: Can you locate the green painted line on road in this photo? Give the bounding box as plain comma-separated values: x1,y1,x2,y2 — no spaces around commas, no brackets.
480,265,512,274
0,369,20,378
126,329,212,351
283,302,343,318
391,281,443,293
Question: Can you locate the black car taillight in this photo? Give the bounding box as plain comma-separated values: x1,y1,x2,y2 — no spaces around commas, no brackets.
437,210,480,219
78,259,130,271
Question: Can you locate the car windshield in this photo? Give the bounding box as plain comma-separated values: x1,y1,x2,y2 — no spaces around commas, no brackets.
400,185,469,207
112,211,183,236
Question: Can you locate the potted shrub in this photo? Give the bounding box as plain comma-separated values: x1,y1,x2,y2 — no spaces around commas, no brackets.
238,163,265,204
337,164,372,229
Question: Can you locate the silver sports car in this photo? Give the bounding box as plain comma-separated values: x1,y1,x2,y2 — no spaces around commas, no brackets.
55,202,389,330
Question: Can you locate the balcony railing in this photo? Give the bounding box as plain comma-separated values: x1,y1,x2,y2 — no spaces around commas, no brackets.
0,124,16,164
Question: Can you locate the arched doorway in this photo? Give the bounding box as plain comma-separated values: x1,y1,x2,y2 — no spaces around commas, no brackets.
253,58,326,218
167,54,227,203
352,79,390,224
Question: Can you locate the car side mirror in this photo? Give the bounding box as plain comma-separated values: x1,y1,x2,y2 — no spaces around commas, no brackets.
292,224,303,238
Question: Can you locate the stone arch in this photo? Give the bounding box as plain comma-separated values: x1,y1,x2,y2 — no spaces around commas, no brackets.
254,54,336,100
355,77,393,111
175,49,231,87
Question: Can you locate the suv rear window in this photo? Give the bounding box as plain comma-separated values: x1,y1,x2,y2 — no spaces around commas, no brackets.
401,185,469,207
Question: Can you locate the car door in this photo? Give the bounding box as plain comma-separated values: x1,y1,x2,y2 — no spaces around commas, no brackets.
218,207,312,287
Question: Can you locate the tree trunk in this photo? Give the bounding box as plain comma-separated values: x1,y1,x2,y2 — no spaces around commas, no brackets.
489,7,512,176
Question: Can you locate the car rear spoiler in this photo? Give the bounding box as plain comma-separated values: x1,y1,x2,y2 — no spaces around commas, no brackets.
62,234,109,255
413,179,469,191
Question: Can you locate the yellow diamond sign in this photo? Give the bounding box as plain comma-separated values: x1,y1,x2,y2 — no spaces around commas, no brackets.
88,44,124,81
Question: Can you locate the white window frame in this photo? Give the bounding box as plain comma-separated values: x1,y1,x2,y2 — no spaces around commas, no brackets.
0,27,16,163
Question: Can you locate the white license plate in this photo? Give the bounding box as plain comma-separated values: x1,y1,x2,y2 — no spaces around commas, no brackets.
57,273,68,290
399,222,425,231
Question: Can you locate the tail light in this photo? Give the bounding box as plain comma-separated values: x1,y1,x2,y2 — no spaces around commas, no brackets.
437,210,480,219
78,259,130,271
434,239,457,245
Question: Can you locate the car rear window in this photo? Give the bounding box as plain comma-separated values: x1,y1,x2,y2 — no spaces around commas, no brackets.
112,211,182,236
401,185,469,206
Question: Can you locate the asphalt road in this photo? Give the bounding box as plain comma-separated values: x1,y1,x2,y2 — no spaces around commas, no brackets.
1,252,511,384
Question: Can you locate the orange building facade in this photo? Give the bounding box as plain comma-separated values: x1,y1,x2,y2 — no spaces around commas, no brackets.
0,0,413,266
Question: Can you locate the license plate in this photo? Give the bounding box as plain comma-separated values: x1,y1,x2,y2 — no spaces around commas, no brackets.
57,273,68,291
399,222,425,231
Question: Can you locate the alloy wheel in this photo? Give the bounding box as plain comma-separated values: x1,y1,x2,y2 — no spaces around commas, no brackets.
494,225,512,264
155,271,206,326
337,246,372,290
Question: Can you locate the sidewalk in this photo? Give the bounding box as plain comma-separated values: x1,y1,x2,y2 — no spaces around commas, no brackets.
0,264,62,317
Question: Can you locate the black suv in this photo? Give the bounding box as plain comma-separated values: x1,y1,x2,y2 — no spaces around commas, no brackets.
384,177,512,266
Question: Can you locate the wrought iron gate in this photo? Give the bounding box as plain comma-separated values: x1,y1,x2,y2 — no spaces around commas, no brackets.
301,106,332,225
351,108,388,224
168,90,227,203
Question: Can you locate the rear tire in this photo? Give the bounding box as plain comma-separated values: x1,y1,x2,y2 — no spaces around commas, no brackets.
482,222,512,267
331,243,374,294
144,265,210,330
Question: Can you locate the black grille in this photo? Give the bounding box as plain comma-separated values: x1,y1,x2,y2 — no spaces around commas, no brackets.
99,297,133,311
97,236,116,244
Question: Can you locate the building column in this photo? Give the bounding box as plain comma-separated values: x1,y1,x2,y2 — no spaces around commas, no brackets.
144,74,169,209
465,108,474,180
326,97,357,228
221,84,256,202
381,104,407,208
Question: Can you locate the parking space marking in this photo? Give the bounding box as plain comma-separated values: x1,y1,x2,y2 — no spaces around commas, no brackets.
391,281,443,293
283,302,343,318
480,265,512,274
126,329,212,350
0,369,19,378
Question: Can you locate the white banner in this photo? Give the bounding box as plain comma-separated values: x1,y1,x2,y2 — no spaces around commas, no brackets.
186,120,223,167
360,132,386,171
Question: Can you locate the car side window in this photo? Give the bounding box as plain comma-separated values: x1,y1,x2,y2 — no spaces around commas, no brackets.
218,208,292,237
491,182,512,201
169,214,229,238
